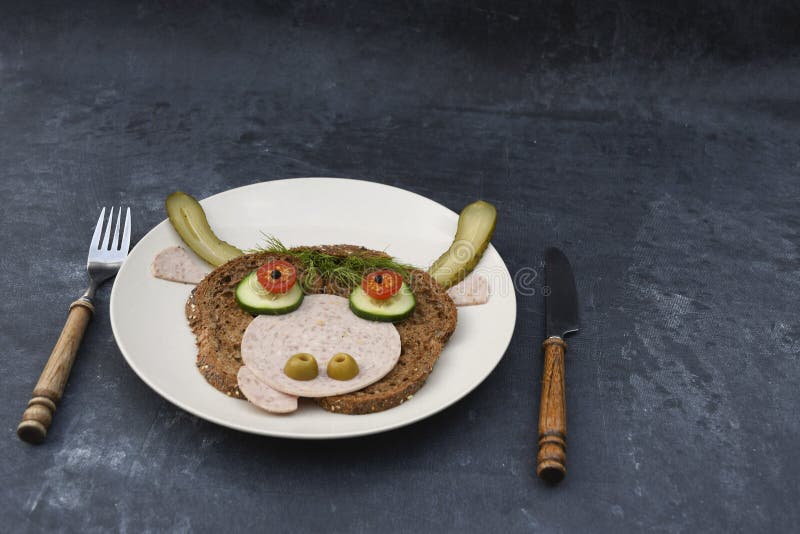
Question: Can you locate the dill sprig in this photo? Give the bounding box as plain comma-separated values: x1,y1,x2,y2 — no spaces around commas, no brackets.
250,234,418,292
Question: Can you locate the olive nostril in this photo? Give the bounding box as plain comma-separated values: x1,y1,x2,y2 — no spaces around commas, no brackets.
327,353,358,380
284,353,318,380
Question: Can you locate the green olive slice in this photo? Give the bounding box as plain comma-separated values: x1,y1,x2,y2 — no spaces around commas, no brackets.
326,353,359,381
284,353,319,381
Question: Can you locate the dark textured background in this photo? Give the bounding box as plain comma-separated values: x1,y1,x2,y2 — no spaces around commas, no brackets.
2,1,799,532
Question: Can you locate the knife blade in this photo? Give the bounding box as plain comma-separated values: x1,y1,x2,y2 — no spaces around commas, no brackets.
537,247,580,483
545,247,580,339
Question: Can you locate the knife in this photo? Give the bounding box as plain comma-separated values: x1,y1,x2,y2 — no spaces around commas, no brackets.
537,247,580,483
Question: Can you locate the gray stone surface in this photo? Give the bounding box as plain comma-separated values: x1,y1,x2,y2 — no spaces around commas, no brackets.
2,1,799,532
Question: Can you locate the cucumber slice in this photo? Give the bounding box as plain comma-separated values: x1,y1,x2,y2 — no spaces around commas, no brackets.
235,272,304,315
349,283,416,322
428,200,497,288
166,191,243,267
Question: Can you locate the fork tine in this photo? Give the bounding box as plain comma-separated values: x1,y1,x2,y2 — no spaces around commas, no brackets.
121,207,132,253
111,206,122,250
101,207,114,250
90,207,106,251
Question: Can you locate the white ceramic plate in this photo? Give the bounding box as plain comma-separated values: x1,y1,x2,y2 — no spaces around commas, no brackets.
110,178,517,439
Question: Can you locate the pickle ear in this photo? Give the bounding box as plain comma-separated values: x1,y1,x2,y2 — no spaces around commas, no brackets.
166,191,243,267
427,200,497,288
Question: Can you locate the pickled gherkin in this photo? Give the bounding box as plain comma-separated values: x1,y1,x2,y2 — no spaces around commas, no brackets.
428,200,497,288
166,191,243,267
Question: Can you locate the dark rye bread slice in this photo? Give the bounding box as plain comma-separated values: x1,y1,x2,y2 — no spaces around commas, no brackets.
185,245,458,414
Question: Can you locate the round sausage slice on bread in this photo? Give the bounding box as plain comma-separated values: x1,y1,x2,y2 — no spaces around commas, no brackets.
241,295,401,397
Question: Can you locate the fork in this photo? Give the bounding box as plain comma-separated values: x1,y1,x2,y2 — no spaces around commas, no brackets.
17,207,131,444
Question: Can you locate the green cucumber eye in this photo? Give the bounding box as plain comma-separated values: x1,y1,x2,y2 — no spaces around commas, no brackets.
349,283,416,322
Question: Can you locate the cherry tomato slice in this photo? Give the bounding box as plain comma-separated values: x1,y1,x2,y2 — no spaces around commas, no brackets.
362,270,403,300
257,260,297,293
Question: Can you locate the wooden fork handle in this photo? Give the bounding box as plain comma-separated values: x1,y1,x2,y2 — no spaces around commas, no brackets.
537,336,567,483
17,299,94,444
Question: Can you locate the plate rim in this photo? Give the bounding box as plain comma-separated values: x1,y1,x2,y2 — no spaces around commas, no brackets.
110,177,517,439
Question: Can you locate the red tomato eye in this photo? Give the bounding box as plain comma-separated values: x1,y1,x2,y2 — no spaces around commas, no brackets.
361,270,403,300
257,260,298,293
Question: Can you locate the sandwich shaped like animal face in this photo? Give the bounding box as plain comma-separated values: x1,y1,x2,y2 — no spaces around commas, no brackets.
240,294,402,398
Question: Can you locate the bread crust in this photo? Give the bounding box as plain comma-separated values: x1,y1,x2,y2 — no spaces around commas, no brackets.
186,246,457,414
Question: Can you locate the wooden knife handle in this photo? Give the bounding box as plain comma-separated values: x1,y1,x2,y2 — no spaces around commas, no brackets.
537,336,567,483
17,300,94,444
